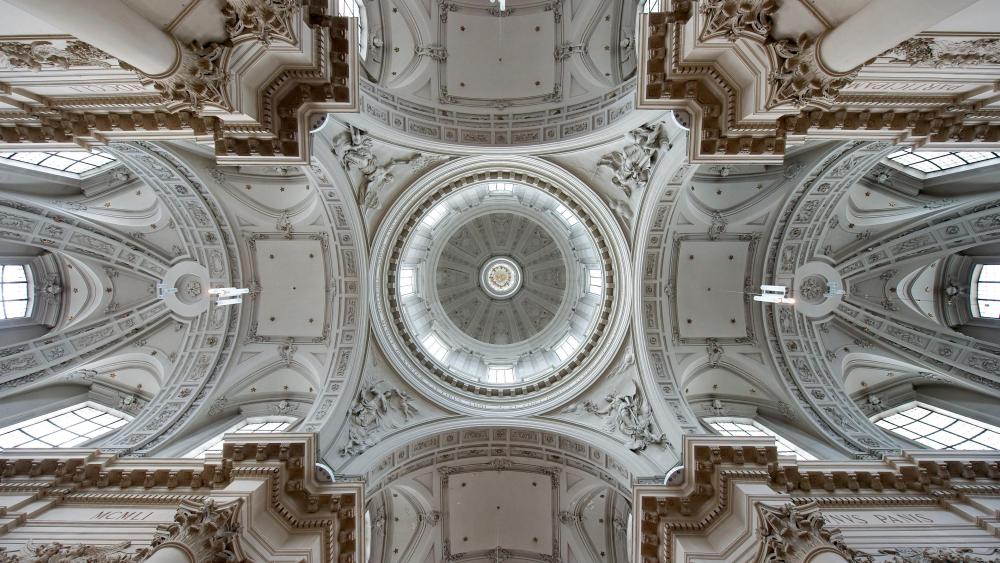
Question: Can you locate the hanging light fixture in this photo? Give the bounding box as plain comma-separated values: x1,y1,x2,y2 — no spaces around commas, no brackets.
209,287,249,306
753,284,796,305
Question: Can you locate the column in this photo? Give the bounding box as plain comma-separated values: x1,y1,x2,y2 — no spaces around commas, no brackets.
142,545,194,563
817,0,978,74
4,0,179,76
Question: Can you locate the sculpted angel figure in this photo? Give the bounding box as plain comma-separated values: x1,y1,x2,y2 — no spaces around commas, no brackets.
584,380,666,451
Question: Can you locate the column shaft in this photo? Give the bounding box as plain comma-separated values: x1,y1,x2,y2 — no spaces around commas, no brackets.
142,545,195,563
818,0,978,73
4,0,179,76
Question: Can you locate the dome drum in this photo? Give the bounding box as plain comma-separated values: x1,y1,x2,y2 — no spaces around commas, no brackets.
371,157,631,415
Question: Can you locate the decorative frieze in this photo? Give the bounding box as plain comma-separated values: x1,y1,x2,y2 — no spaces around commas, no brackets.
881,37,1000,68
0,39,115,71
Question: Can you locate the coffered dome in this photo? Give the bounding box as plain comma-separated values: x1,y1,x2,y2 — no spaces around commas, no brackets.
370,156,631,415
436,211,570,344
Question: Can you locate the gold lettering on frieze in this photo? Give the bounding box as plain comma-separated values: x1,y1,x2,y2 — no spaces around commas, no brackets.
843,81,966,93
823,511,937,526
67,83,147,93
90,510,155,521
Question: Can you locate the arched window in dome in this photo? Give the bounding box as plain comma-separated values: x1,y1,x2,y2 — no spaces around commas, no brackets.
972,263,1000,319
184,416,296,458
0,401,130,450
873,402,1000,450
0,263,32,320
337,0,368,60
704,417,816,460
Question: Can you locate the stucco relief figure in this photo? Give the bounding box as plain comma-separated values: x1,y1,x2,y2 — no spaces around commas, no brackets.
333,127,377,175
341,379,419,456
598,122,669,197
584,380,666,451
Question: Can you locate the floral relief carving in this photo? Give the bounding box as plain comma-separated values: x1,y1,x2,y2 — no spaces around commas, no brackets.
881,37,1000,68
0,40,114,71
0,540,134,563
857,547,1000,562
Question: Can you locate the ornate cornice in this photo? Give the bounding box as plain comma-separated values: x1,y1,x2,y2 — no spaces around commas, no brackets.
0,2,356,165
639,4,1000,163
0,434,363,563
636,438,1000,563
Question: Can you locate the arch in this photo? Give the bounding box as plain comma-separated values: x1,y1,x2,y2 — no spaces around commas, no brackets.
335,417,663,486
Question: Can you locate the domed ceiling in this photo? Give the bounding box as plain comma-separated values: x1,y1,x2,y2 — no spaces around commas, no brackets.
370,156,631,415
436,212,567,344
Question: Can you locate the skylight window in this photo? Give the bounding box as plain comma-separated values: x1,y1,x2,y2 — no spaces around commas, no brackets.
0,151,116,175
972,264,1000,319
554,334,580,361
422,202,449,228
421,333,449,362
705,417,816,460
185,417,295,458
587,269,603,295
873,402,1000,450
487,182,514,194
399,267,416,296
0,402,130,450
555,204,579,226
337,0,368,59
487,365,515,384
887,149,1000,174
1,264,32,320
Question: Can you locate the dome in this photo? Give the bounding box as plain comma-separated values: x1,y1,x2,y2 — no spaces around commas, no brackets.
370,156,631,415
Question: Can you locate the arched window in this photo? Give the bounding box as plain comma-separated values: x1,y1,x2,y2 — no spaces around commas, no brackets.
873,402,1000,450
704,417,816,460
0,402,130,450
337,0,368,59
0,150,116,176
185,416,296,458
0,264,32,319
887,149,1000,175
642,0,664,12
972,264,1000,319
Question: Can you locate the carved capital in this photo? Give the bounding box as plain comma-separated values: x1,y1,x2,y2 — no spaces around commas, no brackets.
755,501,857,563
223,0,301,45
767,34,861,109
124,40,232,111
145,498,246,563
698,0,777,42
